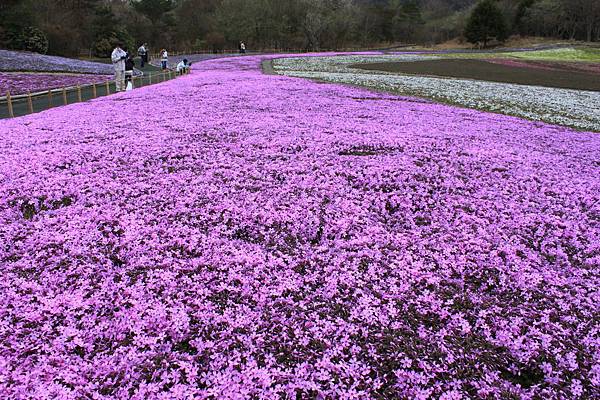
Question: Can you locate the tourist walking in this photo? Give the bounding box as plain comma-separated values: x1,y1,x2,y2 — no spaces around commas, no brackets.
137,43,148,67
160,49,168,70
111,43,127,92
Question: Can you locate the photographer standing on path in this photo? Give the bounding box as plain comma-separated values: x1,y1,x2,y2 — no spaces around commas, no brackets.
111,43,127,92
138,43,148,67
160,49,168,70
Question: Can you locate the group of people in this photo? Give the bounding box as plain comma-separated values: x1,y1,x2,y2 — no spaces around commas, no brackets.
111,43,135,92
111,43,192,92
111,39,252,92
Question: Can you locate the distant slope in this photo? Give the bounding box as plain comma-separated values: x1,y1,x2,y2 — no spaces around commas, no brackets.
0,50,113,75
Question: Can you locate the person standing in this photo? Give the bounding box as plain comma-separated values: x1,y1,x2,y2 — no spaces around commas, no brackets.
160,49,168,70
137,43,148,67
125,54,135,90
111,43,127,92
240,41,246,54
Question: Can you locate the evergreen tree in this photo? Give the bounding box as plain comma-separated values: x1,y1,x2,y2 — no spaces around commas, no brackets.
514,0,537,35
464,0,508,47
91,6,134,57
131,0,174,24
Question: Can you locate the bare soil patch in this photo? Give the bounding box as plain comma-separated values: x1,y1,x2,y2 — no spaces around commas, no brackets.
354,59,600,91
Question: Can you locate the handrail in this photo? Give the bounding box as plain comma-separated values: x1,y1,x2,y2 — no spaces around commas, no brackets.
1,69,187,119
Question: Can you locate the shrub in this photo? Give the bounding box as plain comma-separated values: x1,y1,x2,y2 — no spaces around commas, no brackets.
4,26,49,54
92,30,134,58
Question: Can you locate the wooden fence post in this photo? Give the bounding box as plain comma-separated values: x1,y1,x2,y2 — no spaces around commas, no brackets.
27,92,33,114
47,90,53,108
77,86,82,102
6,91,14,118
62,88,68,105
105,81,110,95
92,83,97,99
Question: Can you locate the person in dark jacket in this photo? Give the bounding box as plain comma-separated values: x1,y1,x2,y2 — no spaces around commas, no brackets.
125,54,135,89
137,43,148,67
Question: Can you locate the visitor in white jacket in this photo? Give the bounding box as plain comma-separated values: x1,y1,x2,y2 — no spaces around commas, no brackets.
176,59,192,75
111,44,127,92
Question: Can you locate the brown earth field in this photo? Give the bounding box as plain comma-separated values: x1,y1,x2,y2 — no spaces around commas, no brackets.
353,59,600,91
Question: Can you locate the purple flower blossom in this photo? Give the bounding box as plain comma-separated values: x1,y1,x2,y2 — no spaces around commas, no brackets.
0,72,112,95
0,49,114,74
486,58,600,74
0,54,598,399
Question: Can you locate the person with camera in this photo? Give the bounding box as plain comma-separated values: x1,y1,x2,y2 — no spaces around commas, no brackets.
160,49,169,70
137,43,148,68
111,43,128,92
176,59,192,75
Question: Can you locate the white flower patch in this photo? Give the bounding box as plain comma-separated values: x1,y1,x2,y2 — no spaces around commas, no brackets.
273,54,436,74
273,56,600,132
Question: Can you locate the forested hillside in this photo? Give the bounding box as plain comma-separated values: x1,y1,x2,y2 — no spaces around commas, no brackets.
1,0,598,57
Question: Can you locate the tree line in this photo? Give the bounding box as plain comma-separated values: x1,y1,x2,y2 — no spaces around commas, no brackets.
0,0,598,57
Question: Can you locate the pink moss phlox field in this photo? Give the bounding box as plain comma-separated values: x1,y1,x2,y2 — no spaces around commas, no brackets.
156,52,383,69
152,54,243,69
0,55,599,399
486,58,600,74
0,72,113,95
485,58,561,71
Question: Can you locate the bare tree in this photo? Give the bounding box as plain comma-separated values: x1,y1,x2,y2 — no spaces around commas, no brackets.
561,0,600,42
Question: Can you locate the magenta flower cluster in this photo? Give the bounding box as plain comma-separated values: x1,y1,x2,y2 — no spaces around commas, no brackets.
0,72,113,95
486,58,600,74
485,58,559,71
151,53,242,69
0,54,598,399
